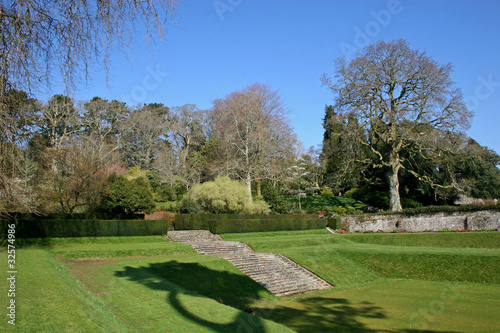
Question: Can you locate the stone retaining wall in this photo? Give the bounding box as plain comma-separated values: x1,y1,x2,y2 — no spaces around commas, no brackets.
340,210,500,233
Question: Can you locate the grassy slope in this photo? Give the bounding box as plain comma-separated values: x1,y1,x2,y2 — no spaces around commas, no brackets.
0,249,130,332
253,279,500,333
0,237,291,333
223,230,500,285
2,231,499,332
223,230,500,332
63,255,289,333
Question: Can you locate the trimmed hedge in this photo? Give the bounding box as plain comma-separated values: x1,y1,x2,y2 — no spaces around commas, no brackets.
174,214,327,234
0,219,173,238
3,212,145,220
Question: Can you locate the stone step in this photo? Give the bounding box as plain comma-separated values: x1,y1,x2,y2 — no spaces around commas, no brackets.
167,230,333,297
187,241,254,255
167,230,222,243
220,253,332,297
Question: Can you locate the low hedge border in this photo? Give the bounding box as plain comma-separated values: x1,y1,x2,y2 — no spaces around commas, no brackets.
0,219,173,238
174,214,327,233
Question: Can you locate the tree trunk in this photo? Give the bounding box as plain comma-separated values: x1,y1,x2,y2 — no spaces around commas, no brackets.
386,163,402,212
246,171,252,200
386,147,403,211
256,178,261,197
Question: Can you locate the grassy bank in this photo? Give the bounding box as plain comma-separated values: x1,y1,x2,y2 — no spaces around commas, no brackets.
1,230,499,332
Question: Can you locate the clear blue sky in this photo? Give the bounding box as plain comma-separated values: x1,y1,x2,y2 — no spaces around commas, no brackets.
57,0,500,155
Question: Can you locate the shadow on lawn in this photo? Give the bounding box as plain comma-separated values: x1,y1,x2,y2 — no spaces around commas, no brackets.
113,260,460,333
253,296,462,333
115,260,272,332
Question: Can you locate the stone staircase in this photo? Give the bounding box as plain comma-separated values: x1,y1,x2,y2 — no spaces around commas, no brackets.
167,230,333,296
167,230,223,242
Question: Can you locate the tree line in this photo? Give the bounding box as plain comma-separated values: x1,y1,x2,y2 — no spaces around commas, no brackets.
0,83,311,215
1,0,498,215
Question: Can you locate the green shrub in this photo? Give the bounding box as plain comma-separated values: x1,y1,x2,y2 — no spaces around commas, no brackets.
320,186,335,197
179,199,204,214
261,181,289,213
175,185,188,200
332,206,359,216
248,198,272,214
155,201,178,213
155,183,177,202
100,174,156,214
401,197,423,209
343,188,361,198
182,176,270,214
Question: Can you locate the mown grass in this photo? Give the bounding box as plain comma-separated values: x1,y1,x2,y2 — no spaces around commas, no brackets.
50,237,196,259
1,230,499,332
0,249,131,332
0,239,290,332
223,230,500,286
343,231,500,249
253,279,500,332
63,254,288,332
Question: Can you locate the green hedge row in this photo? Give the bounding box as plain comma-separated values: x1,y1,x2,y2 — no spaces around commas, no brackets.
0,219,173,238
174,214,327,234
4,212,145,220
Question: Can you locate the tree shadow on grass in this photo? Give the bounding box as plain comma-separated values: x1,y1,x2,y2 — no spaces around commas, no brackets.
114,260,462,333
253,295,462,333
113,260,459,333
114,260,273,332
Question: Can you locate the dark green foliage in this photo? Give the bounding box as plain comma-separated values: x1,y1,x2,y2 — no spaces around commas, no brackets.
175,184,188,200
401,197,423,209
284,195,366,212
261,181,289,214
101,174,155,214
155,183,177,201
178,199,204,214
447,139,500,199
174,214,327,234
344,188,390,210
0,219,172,239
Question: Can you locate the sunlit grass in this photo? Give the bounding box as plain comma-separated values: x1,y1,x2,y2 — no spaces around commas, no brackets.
1,230,499,332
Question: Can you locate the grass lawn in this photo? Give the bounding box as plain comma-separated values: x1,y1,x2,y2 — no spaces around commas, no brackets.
1,230,499,332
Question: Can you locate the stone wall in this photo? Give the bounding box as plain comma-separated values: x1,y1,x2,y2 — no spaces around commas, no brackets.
340,210,500,233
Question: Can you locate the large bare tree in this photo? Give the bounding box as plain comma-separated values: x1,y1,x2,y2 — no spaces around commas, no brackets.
321,39,472,211
154,104,209,188
121,103,170,170
211,83,296,196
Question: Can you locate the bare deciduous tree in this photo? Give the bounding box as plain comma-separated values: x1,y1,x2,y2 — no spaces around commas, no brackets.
40,94,79,150
81,97,129,163
211,83,296,196
121,103,170,170
161,104,209,187
0,0,179,95
321,39,472,211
